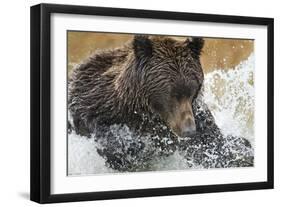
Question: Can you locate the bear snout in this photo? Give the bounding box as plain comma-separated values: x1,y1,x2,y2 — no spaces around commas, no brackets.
180,116,196,137
167,99,197,137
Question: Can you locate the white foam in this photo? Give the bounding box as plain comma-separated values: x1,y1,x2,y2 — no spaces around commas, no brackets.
203,53,255,143
68,133,115,175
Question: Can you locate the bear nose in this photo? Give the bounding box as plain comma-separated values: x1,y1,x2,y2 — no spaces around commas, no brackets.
181,117,196,137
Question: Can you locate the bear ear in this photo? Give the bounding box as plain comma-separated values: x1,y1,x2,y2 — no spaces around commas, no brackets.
186,37,204,57
133,35,153,59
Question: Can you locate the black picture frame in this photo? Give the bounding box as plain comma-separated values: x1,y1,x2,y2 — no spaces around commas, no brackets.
30,3,274,204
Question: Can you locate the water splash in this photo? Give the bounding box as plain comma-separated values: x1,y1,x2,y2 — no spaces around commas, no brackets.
68,53,255,175
203,53,254,143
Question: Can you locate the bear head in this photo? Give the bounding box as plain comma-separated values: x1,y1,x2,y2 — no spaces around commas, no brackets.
132,35,204,137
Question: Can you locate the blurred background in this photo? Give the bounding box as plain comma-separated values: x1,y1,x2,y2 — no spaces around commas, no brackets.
67,31,254,74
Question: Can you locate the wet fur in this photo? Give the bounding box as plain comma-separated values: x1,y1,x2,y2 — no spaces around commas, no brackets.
68,36,254,171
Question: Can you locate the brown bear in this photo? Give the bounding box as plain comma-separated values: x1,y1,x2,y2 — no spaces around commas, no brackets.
69,36,204,137
68,35,253,171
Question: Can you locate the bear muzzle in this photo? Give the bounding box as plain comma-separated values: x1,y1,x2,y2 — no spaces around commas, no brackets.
180,116,196,137
168,100,197,137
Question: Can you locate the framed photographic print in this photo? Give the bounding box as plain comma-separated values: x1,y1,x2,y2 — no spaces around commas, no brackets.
30,3,274,203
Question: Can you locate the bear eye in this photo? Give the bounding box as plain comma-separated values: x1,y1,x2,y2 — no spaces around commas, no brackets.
172,80,199,100
171,88,190,100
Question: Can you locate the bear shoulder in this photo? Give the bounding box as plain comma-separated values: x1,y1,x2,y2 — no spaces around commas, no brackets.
70,46,130,81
